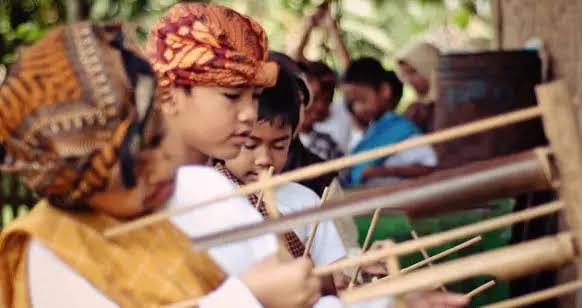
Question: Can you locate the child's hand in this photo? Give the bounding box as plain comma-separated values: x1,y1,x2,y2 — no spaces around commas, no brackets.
241,256,321,308
405,291,468,308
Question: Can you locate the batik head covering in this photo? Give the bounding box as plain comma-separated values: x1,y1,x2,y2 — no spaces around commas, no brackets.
146,2,278,94
0,22,159,208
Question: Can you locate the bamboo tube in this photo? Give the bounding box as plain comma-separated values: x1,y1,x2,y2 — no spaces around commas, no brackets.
104,106,542,238
464,281,496,299
340,233,575,303
348,208,382,288
303,186,330,257
485,280,582,308
410,231,447,292
314,201,562,276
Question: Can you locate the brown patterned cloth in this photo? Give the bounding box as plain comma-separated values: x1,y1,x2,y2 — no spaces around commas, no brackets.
214,163,306,258
0,22,159,208
146,2,278,93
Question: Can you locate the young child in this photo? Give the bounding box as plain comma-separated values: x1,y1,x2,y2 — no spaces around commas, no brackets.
342,57,438,187
0,22,320,308
218,61,347,266
145,3,323,307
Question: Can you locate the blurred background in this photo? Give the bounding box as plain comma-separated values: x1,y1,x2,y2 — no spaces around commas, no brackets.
0,0,493,66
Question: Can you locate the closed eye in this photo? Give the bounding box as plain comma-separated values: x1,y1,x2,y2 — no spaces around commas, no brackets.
223,92,242,100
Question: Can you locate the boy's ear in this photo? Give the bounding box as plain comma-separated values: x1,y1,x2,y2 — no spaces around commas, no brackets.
164,87,189,115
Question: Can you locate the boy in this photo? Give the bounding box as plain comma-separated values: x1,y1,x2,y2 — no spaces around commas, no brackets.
342,57,438,186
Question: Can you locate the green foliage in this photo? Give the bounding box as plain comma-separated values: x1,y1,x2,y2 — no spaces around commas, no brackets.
0,0,491,68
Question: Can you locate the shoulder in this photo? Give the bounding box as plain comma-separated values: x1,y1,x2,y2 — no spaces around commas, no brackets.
276,182,320,212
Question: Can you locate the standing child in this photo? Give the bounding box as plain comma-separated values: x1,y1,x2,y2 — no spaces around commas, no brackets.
342,57,438,186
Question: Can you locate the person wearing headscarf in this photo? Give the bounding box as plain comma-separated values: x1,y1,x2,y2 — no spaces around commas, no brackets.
395,42,441,133
145,3,326,308
0,22,320,308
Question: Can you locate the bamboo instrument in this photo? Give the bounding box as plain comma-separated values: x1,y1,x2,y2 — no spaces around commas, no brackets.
340,233,575,303
104,106,543,237
313,202,561,276
191,150,555,250
303,186,330,257
484,280,582,308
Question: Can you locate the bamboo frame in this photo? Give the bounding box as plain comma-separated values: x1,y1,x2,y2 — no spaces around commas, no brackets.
410,231,447,292
104,106,543,237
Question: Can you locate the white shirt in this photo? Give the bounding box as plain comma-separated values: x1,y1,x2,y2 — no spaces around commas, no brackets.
275,182,347,266
366,142,438,187
314,101,358,154
168,166,278,276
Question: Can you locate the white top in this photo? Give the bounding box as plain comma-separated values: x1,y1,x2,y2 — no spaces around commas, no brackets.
366,142,438,186
168,166,278,276
314,101,359,154
275,182,347,266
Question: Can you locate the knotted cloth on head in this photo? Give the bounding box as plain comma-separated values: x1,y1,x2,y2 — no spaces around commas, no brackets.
0,22,158,208
146,3,278,91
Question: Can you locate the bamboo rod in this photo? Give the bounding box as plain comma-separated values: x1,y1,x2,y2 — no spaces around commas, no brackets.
410,231,447,292
104,106,542,237
384,241,407,308
485,280,582,308
372,236,482,282
348,208,382,288
340,233,575,303
163,299,198,308
465,281,496,299
314,201,562,276
303,186,330,257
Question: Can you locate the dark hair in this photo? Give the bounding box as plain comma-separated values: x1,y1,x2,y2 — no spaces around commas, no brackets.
299,60,337,103
268,51,311,106
258,64,301,133
342,57,403,104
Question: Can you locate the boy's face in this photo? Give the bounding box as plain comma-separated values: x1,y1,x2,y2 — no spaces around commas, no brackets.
341,82,393,124
165,86,261,163
225,119,293,183
302,78,332,133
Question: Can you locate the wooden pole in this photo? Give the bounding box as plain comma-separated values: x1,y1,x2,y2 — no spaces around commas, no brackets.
104,106,542,238
485,281,582,308
303,186,330,257
536,81,582,307
340,233,575,303
314,201,562,276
